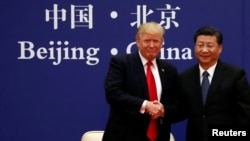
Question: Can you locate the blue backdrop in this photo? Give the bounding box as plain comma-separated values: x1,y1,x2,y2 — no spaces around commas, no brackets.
1,1,250,141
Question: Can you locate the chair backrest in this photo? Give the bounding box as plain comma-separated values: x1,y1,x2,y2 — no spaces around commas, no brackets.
81,130,175,141
170,132,175,141
81,130,104,141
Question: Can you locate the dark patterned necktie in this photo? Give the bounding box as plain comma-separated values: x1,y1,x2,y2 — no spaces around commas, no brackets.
201,71,210,104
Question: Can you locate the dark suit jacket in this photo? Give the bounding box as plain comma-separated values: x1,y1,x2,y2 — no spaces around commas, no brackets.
102,52,179,141
179,60,250,141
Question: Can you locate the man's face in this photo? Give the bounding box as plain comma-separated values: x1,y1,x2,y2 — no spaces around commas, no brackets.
195,35,222,69
136,33,163,61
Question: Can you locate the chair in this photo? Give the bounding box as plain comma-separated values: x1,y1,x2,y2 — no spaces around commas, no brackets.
170,132,175,141
81,130,104,141
81,130,175,141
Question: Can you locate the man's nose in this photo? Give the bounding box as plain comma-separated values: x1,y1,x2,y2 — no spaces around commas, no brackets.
201,47,209,53
149,41,154,47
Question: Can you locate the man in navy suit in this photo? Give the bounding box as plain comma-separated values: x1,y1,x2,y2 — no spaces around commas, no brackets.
178,26,250,141
102,22,179,141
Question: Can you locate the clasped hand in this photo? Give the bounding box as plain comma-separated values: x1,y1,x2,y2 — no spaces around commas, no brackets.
145,100,164,119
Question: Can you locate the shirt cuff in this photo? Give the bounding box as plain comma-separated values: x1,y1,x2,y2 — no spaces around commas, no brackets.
140,100,148,114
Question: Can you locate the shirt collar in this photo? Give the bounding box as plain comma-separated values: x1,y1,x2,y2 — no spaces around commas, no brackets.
199,62,217,78
138,51,157,67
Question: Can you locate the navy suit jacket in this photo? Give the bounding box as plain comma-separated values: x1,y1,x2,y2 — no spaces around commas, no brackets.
179,60,250,141
102,52,179,141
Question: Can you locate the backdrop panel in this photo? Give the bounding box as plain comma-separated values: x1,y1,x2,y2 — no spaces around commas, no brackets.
1,1,249,141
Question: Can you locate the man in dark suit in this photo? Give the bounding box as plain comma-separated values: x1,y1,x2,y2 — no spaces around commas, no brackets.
178,26,250,141
102,22,179,141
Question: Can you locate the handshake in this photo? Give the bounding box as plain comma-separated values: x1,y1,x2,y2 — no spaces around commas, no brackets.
145,100,165,119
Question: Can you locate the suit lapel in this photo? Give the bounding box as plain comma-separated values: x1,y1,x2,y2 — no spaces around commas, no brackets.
132,52,149,99
156,59,165,101
193,65,204,106
206,61,225,105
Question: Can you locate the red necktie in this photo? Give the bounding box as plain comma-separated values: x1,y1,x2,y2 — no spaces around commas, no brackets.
146,61,158,141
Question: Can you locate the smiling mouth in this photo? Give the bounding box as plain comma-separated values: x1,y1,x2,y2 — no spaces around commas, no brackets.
201,55,209,57
147,50,155,53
